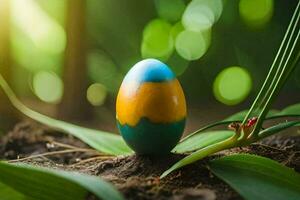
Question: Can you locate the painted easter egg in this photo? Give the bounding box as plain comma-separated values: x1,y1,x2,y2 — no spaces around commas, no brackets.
116,59,187,155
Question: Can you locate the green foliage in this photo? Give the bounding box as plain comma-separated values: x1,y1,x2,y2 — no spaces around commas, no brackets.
154,0,185,22
242,1,300,130
180,107,295,143
167,52,189,76
213,66,252,105
32,71,63,103
0,75,132,156
11,0,66,74
182,0,223,32
0,162,124,200
274,103,300,116
0,182,25,200
162,109,300,178
170,22,184,40
87,50,123,94
239,0,274,28
209,154,300,200
173,130,234,153
141,0,224,73
259,120,300,138
141,19,174,61
162,1,300,177
161,131,237,178
175,29,210,60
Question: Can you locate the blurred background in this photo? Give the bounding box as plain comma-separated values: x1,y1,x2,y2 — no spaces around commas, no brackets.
0,0,299,135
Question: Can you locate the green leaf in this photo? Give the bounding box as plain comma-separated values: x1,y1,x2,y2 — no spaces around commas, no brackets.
161,131,236,178
274,103,300,116
0,162,125,200
242,2,300,131
174,130,234,153
165,118,300,178
209,154,300,200
259,120,300,138
180,109,280,142
0,75,132,156
0,182,27,200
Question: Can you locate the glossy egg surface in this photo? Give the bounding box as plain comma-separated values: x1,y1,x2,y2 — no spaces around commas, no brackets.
116,59,186,154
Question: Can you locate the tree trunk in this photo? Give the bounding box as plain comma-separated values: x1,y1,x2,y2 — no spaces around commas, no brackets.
0,0,18,130
58,0,92,121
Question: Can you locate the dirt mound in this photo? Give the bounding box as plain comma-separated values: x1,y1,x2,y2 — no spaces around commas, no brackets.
0,121,299,200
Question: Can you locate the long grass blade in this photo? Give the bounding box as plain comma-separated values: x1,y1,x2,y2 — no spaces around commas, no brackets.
161,132,237,178
165,119,300,178
174,130,234,153
0,162,125,200
259,120,300,138
243,1,300,126
0,75,132,156
180,107,298,142
0,181,25,200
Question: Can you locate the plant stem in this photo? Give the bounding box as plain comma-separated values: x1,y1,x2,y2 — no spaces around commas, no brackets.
161,133,237,178
180,121,228,142
242,1,300,125
254,31,300,136
258,120,300,139
180,113,300,143
0,74,59,127
59,0,92,120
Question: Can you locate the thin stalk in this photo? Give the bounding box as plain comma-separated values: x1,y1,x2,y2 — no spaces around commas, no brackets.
253,31,300,136
180,121,228,142
8,149,98,163
161,3,300,179
180,113,300,142
254,11,300,114
0,75,46,123
242,1,300,125
255,13,300,111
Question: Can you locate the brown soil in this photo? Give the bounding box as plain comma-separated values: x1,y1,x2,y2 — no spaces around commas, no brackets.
0,121,299,200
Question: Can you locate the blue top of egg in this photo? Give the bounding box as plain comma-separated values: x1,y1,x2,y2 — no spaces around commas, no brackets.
123,59,175,83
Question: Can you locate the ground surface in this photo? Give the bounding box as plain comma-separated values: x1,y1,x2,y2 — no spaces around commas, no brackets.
0,121,299,200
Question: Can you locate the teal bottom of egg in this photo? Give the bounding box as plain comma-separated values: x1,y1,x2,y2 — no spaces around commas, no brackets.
117,118,185,155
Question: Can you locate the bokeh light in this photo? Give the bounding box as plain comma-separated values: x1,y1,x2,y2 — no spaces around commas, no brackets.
87,83,107,106
141,19,174,61
12,0,66,54
171,22,184,41
154,0,185,22
11,30,61,73
175,29,211,61
213,66,252,105
33,71,63,103
167,52,189,76
239,0,273,28
88,51,122,94
182,0,223,32
11,0,64,74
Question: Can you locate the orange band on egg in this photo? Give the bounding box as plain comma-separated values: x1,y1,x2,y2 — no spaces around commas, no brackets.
116,79,186,126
